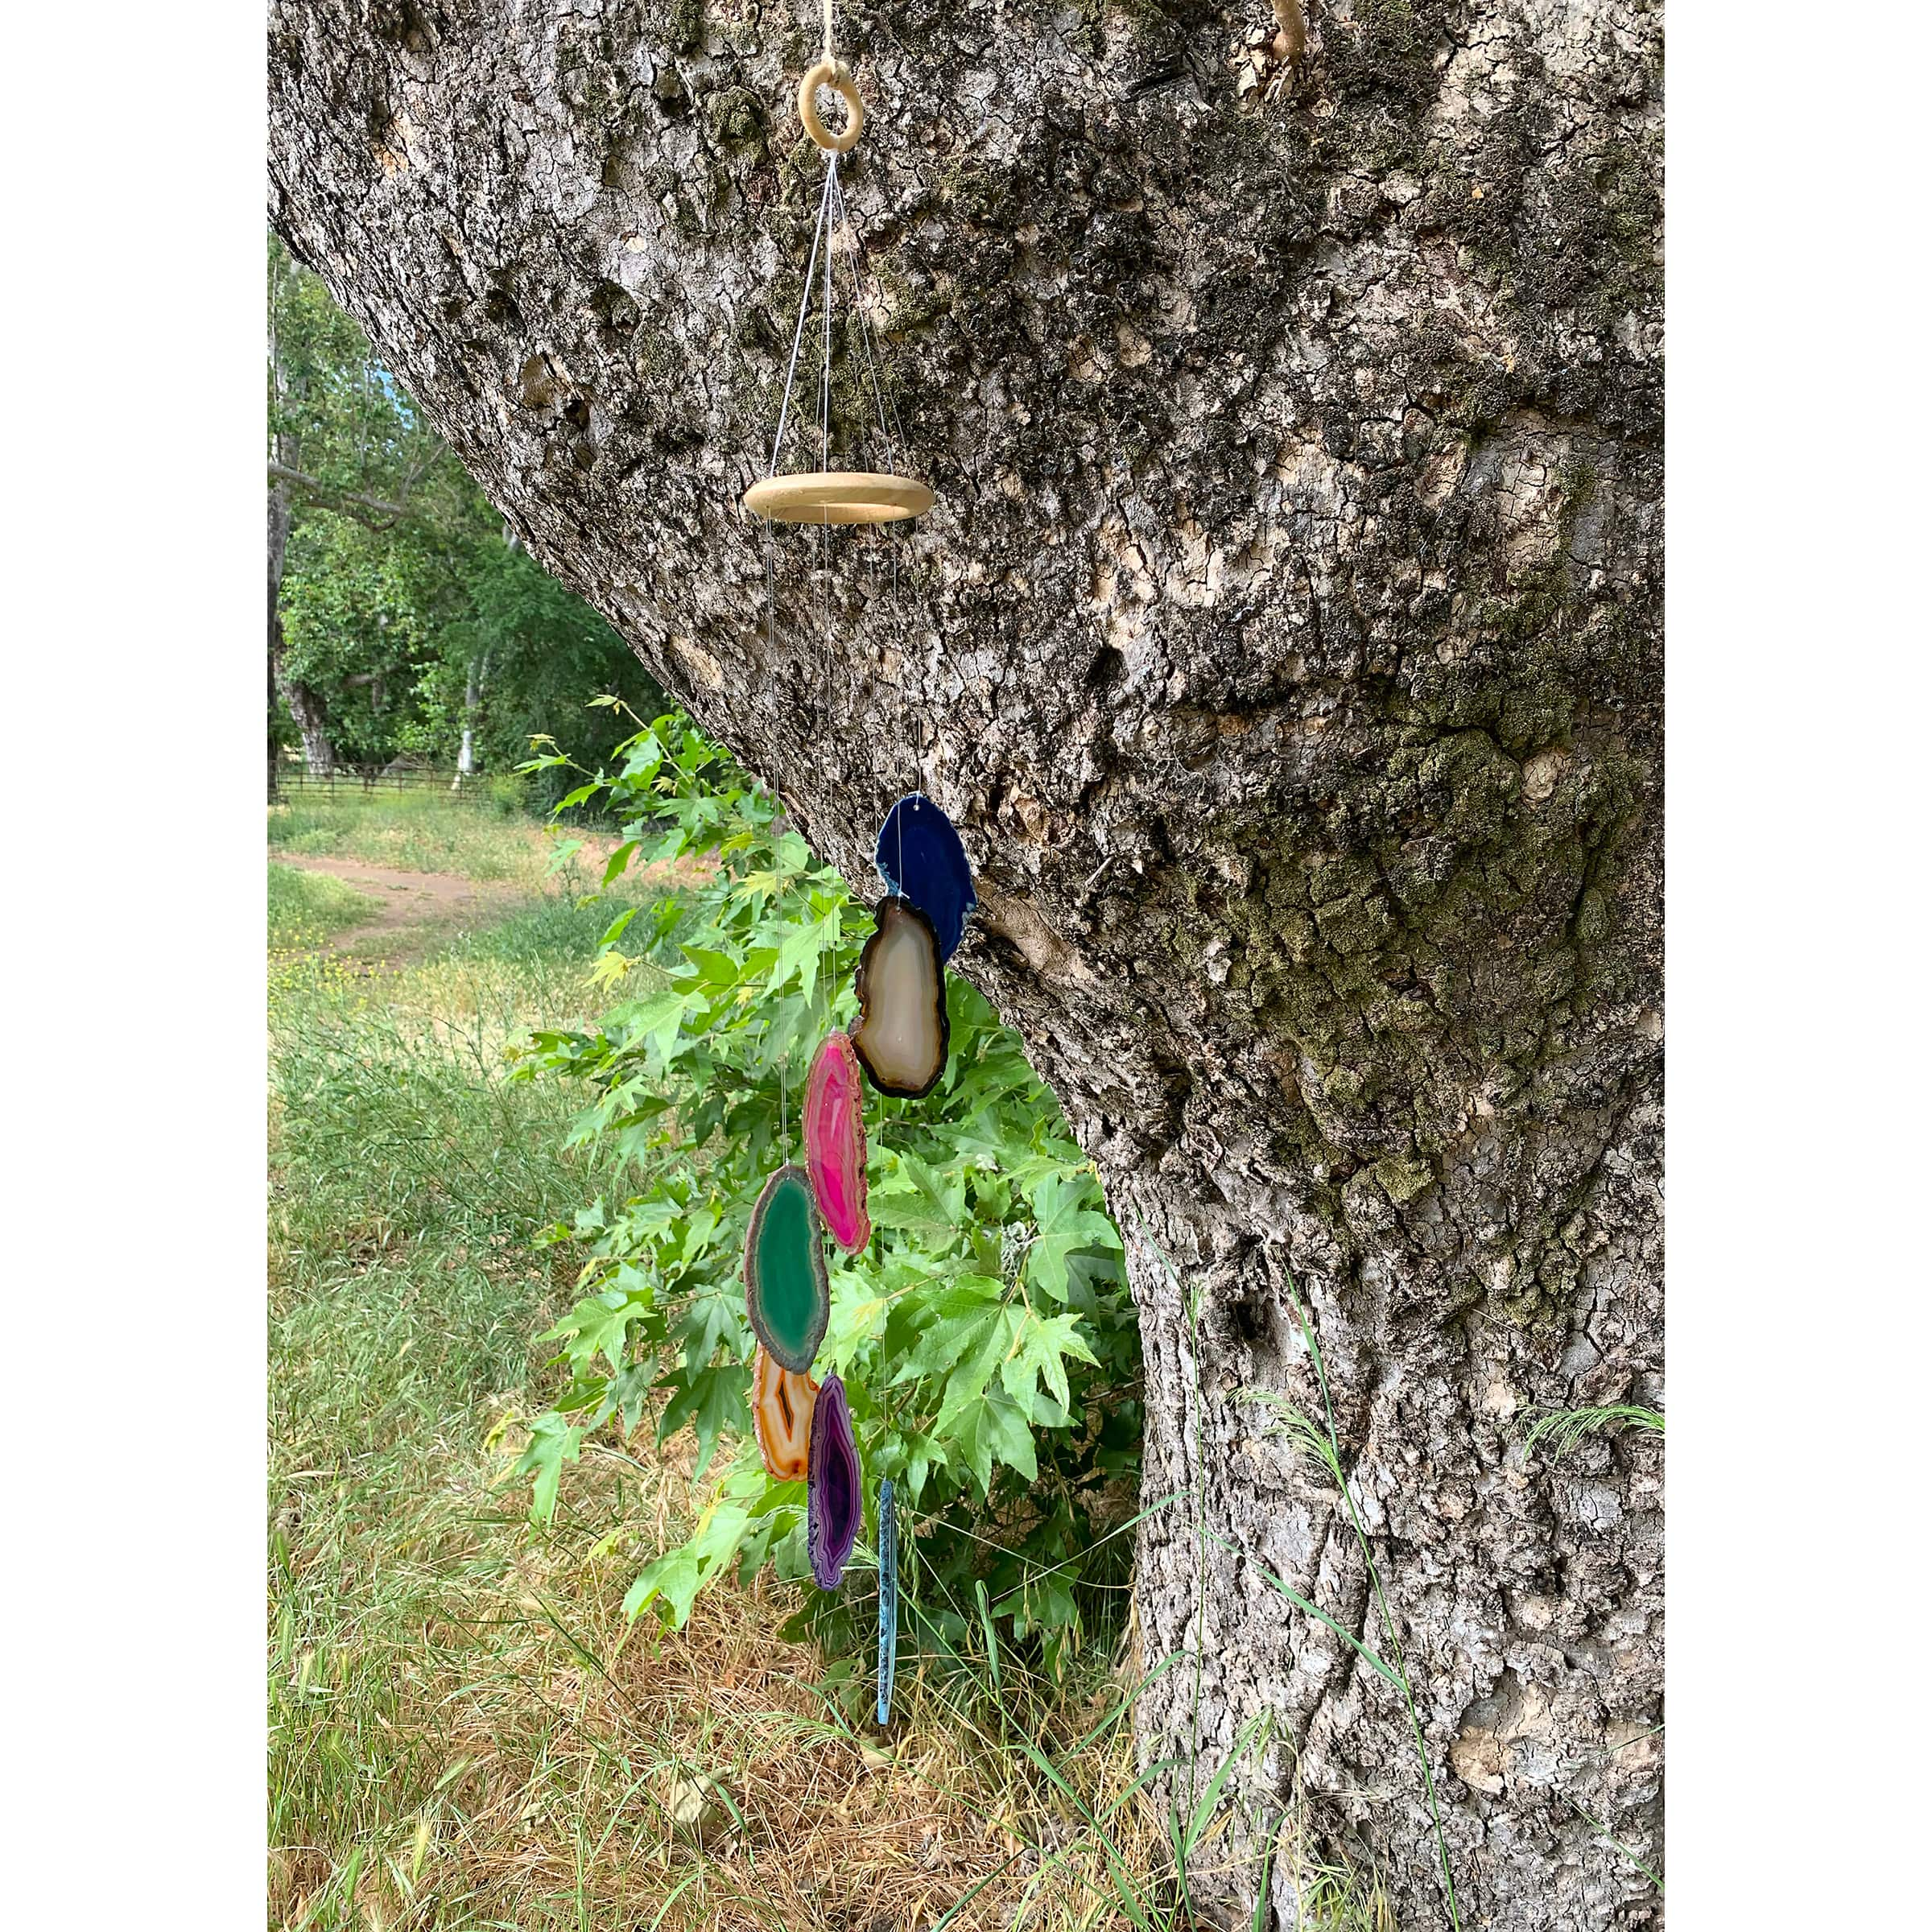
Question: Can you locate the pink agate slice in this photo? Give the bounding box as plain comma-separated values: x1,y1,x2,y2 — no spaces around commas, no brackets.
804,1030,871,1253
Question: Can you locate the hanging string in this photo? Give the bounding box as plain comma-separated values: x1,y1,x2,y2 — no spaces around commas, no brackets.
764,518,776,680
828,163,906,476
819,467,836,1035
820,157,835,477
821,151,918,806
827,157,910,796
770,159,837,477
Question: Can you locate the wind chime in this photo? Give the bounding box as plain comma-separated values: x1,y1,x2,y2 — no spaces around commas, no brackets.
738,2,977,1733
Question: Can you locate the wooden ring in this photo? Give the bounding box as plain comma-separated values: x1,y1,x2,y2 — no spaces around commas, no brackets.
741,471,934,525
798,58,863,153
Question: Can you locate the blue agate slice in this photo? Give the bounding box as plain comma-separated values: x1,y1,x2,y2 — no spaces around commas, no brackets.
875,795,976,962
877,1477,898,1728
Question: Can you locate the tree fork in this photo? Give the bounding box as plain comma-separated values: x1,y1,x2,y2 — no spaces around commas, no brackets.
270,2,1664,1924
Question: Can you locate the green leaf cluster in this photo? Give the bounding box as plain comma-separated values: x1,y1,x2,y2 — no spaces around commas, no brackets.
514,715,1143,1679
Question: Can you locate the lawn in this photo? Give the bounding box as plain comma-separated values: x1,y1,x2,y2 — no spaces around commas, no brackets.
269,862,379,949
267,788,611,889
266,824,1172,1931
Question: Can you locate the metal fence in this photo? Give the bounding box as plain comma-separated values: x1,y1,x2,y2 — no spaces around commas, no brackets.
269,765,498,806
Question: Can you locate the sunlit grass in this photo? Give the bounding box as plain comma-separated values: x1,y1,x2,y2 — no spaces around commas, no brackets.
267,790,596,887
269,861,378,949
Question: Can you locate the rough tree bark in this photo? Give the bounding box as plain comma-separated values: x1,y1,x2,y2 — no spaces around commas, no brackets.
270,2,1663,1925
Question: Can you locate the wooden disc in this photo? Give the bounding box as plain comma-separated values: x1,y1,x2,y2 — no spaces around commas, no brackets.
741,470,935,525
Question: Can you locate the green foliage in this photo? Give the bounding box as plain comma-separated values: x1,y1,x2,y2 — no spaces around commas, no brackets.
444,539,668,807
269,233,662,774
267,861,377,948
515,712,1142,1679
278,513,463,765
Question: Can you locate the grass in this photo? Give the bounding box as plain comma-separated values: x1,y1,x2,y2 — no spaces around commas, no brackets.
267,790,608,888
266,790,1426,1931
1523,1404,1665,1460
270,862,379,949
269,848,1191,1931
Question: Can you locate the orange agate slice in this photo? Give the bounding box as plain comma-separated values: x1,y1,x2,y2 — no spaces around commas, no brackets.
752,1344,819,1482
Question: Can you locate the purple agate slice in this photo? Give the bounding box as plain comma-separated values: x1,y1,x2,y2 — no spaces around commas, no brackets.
807,1372,862,1591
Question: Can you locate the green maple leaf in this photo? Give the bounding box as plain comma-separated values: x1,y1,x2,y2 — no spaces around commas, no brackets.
891,1279,1005,1385
674,1274,743,1370
541,1267,652,1373
872,1150,968,1241
1023,1173,1123,1302
657,1362,749,1476
953,1386,1038,1494
998,1310,1099,1412
679,944,743,988
620,989,690,1066
515,1413,583,1526
623,1496,753,1627
677,1204,723,1272
769,906,840,1004
933,1305,1020,1437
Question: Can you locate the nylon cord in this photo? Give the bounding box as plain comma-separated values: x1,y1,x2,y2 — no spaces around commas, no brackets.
828,163,904,473
770,160,837,475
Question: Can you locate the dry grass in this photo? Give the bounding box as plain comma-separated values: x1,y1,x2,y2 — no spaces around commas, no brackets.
274,1418,1166,1932
269,862,1173,1932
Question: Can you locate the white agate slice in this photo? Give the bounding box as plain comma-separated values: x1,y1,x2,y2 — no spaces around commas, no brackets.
851,898,948,1099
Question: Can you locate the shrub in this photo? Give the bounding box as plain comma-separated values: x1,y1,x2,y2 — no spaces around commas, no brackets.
514,713,1142,1683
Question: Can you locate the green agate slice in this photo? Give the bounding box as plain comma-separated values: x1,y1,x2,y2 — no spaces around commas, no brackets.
851,897,949,1100
743,1164,830,1373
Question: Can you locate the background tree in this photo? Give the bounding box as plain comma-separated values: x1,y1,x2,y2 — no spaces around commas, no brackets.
267,235,664,787
270,3,1664,1926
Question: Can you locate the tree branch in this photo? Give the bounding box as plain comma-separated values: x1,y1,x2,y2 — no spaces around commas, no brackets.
266,459,411,530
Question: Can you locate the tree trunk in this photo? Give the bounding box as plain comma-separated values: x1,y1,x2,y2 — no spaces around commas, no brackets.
267,482,290,799
268,304,336,779
458,650,486,776
270,5,1663,1926
267,477,337,780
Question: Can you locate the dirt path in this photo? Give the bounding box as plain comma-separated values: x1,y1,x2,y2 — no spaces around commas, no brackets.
275,846,716,968
274,854,526,967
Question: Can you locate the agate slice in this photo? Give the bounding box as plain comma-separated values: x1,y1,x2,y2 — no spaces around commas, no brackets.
851,898,950,1100
807,1373,862,1590
751,1345,819,1483
743,1164,830,1373
877,1477,898,1727
876,794,976,962
803,1030,871,1252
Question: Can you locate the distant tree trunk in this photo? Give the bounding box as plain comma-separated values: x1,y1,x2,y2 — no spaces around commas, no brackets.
267,483,288,799
457,650,487,776
267,350,337,779
267,469,337,778
270,5,1663,1927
